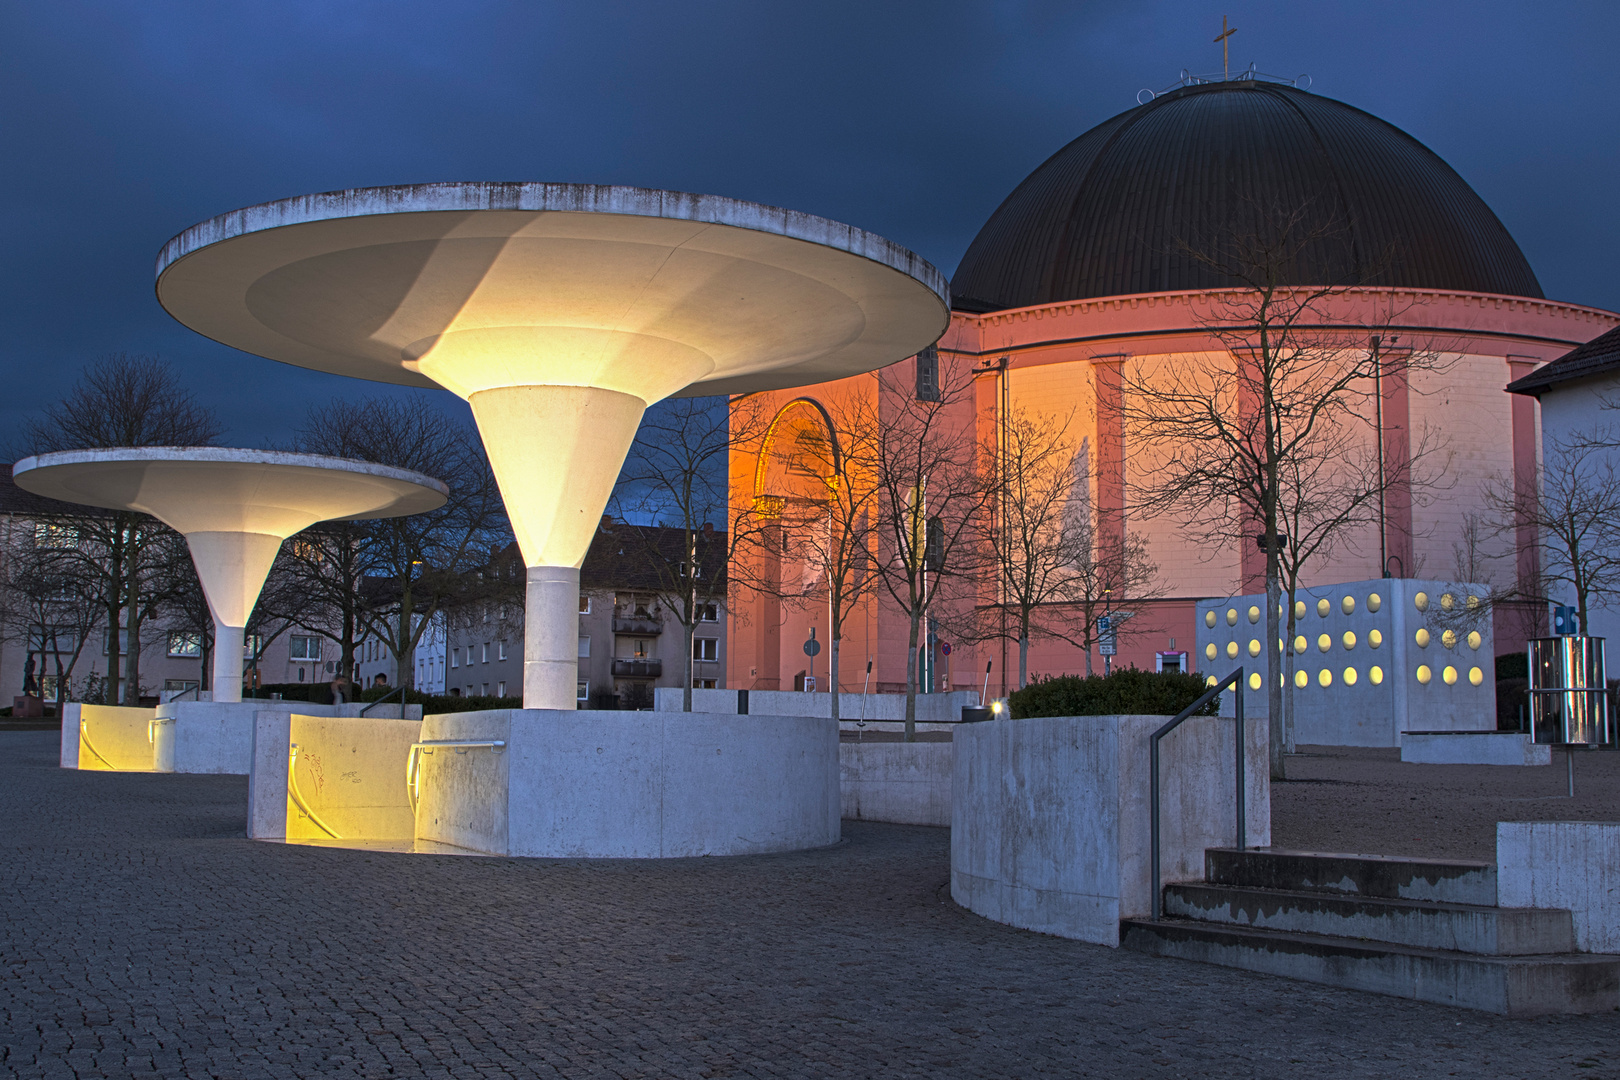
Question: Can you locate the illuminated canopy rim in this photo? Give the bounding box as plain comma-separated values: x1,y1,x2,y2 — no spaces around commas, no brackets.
154,183,952,399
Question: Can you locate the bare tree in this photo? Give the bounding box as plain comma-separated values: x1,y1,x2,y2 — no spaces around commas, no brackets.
21,355,222,705
1120,200,1446,778
289,396,509,693
610,396,763,711
735,393,883,720
1484,437,1620,635
0,526,103,716
862,353,991,740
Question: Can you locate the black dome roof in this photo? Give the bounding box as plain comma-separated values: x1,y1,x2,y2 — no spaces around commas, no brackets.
950,80,1542,312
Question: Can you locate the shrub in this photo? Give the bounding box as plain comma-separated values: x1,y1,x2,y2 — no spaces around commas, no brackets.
246,682,521,713
1008,668,1219,719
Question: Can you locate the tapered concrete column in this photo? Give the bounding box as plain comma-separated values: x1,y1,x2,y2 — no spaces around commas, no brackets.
212,623,245,703
526,566,582,710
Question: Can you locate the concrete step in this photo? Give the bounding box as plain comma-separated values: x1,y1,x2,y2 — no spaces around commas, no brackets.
1205,847,1497,905
1163,883,1575,956
1121,918,1620,1016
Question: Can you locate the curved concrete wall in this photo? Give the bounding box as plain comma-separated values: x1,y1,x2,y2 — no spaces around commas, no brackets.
413,710,839,858
952,714,1271,946
161,700,423,775
64,704,162,771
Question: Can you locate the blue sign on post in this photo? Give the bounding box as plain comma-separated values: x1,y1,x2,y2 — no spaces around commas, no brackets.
1098,614,1117,657
1554,605,1581,636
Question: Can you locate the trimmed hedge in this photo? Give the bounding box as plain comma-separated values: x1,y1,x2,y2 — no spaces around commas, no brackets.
1008,668,1219,719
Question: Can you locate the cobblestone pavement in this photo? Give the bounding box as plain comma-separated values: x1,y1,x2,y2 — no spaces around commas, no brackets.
2,731,1617,1080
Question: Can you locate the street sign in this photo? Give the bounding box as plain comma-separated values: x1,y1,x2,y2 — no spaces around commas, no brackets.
803,638,821,657
1554,605,1581,636
1098,614,1117,657
941,642,952,656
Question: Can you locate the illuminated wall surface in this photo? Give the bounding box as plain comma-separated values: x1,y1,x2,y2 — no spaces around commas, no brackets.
68,704,166,772
1195,578,1495,747
284,714,420,841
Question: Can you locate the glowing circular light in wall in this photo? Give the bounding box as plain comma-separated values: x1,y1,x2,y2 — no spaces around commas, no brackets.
1467,631,1482,651
1469,666,1484,686
1342,596,1356,615
1368,593,1382,613
1441,593,1456,612
1207,675,1218,687
1443,665,1458,685
1414,592,1429,612
1416,665,1432,685
1317,634,1331,653
1318,668,1333,687
1370,665,1384,685
1441,629,1458,649
1248,605,1260,624
1227,608,1238,626
1343,667,1358,686
1205,643,1218,661
1317,598,1331,618
1294,635,1308,653
1415,628,1431,648
1369,629,1384,649
1342,631,1357,650
1226,641,1239,659
1248,639,1261,657
1249,672,1262,691
1205,611,1217,628
1295,601,1307,620
1467,595,1482,611
1294,670,1308,688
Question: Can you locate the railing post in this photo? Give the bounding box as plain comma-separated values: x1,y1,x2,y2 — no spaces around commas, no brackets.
1236,672,1246,852
1151,732,1162,919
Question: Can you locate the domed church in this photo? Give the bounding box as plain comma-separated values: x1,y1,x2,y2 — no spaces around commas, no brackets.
728,72,1617,699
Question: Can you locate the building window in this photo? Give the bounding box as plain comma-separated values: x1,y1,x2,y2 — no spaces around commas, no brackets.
450,648,458,669
101,628,128,656
32,523,78,549
167,632,202,658
290,635,321,661
693,638,718,662
39,675,61,699
692,678,717,689
481,683,489,696
498,639,507,661
915,345,940,402
497,680,506,697
578,636,591,658
631,639,650,659
579,595,591,615
244,634,263,660
481,642,490,663
164,678,199,696
697,603,719,623
924,516,944,571
577,680,589,702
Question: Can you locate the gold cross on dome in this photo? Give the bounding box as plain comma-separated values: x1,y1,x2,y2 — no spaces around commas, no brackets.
1214,16,1237,80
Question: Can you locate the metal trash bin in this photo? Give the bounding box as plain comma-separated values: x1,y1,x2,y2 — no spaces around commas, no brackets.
1528,636,1613,745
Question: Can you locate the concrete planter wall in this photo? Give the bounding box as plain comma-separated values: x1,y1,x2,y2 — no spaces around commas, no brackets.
840,740,951,826
952,713,1271,946
412,710,840,858
160,699,422,775
656,688,979,723
1498,822,1620,952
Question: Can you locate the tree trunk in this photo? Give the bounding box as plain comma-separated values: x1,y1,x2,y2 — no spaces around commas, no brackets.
124,573,142,707
1283,595,1299,754
828,635,840,720
682,618,694,712
1265,570,1285,781
904,613,920,742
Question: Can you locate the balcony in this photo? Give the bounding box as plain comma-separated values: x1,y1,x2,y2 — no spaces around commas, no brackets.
613,615,663,635
612,658,663,679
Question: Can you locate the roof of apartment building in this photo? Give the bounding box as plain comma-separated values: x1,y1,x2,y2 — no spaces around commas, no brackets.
1507,324,1620,397
581,519,729,593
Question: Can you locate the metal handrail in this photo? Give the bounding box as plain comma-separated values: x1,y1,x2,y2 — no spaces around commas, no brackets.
405,739,506,813
287,743,342,839
1150,667,1246,920
359,684,403,716
148,716,175,743
78,719,114,770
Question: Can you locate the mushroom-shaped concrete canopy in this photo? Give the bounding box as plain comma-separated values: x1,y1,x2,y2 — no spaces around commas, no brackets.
11,448,447,703
154,183,951,709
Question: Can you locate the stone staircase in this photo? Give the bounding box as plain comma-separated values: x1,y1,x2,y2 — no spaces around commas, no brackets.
1121,848,1620,1016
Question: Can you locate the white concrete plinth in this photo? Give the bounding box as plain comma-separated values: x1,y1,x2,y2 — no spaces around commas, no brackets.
840,740,951,826
952,714,1271,946
1499,822,1620,953
158,700,422,775
412,710,839,857
1401,730,1551,766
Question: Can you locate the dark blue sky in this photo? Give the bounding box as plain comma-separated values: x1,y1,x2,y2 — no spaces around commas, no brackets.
3,0,1616,448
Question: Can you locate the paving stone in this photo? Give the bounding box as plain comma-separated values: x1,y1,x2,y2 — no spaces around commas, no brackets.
1,731,1617,1078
